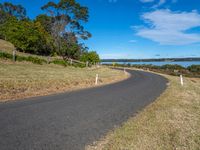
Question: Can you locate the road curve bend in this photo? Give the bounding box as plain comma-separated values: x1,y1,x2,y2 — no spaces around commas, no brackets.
0,69,167,150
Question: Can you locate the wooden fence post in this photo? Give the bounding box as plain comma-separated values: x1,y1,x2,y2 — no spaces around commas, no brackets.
86,61,89,67
12,49,16,62
70,59,73,65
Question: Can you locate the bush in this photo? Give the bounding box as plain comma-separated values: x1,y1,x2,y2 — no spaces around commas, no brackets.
161,64,185,70
188,65,200,73
51,59,69,66
0,51,13,59
80,51,100,65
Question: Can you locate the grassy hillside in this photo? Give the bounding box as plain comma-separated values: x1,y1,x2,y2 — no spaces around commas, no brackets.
0,40,128,101
87,72,200,150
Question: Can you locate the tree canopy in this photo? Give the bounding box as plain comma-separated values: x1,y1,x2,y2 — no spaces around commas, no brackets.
0,1,100,63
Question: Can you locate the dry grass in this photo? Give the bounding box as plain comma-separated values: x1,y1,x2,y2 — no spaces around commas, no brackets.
0,39,15,52
87,72,200,150
0,61,128,102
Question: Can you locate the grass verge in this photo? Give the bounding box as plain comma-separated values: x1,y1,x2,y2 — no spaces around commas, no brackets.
0,61,128,102
87,71,200,150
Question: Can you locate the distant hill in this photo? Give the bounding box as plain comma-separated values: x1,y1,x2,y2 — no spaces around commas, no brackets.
101,58,200,62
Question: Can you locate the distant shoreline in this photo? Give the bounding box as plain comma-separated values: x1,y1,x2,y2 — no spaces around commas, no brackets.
101,57,200,62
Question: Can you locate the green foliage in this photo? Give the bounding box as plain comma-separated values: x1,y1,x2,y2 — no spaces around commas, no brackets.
0,17,54,55
107,63,200,77
188,65,200,73
35,14,52,34
0,0,98,67
51,59,69,66
80,51,100,64
0,51,13,59
41,0,91,59
60,41,82,60
161,64,185,70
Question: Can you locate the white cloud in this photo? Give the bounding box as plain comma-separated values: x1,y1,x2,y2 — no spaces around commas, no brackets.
136,9,200,45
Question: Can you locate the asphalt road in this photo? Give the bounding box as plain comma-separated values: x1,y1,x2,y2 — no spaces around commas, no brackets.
0,69,167,150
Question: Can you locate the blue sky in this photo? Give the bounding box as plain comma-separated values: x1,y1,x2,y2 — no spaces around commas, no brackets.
2,0,200,59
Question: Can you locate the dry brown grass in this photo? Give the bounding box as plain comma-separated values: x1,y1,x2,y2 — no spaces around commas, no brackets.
0,39,15,52
87,72,200,150
0,61,128,102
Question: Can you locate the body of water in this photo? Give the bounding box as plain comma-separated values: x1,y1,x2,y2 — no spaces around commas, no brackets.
102,61,200,68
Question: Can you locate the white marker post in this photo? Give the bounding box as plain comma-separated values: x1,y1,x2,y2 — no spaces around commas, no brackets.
180,75,184,86
95,74,99,85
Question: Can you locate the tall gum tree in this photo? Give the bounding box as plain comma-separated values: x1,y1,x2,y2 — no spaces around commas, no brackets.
41,0,91,60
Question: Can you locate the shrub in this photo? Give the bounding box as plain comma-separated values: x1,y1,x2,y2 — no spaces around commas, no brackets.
0,51,13,59
161,64,185,70
188,65,200,73
51,59,69,66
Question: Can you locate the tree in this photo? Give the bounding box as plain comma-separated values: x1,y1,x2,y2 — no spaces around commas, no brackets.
41,0,91,59
0,2,26,20
80,51,100,64
0,2,27,39
35,14,52,34
0,17,54,55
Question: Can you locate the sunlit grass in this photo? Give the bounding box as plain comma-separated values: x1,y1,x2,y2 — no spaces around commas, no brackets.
0,61,127,101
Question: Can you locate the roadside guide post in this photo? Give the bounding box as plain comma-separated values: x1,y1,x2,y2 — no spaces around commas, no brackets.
180,75,184,86
95,74,99,85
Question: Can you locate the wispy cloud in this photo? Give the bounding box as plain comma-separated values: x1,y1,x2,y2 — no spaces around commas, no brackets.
152,0,166,8
140,0,177,8
135,9,200,45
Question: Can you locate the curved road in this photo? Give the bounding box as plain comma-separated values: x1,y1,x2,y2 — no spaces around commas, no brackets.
0,70,167,150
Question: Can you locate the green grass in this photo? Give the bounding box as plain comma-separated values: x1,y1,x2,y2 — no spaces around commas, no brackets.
0,62,128,101
87,72,200,150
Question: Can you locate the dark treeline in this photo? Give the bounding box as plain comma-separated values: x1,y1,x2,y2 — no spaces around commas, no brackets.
102,58,200,62
0,0,100,64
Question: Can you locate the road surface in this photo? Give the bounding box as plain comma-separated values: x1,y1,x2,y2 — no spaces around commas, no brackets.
0,69,167,150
